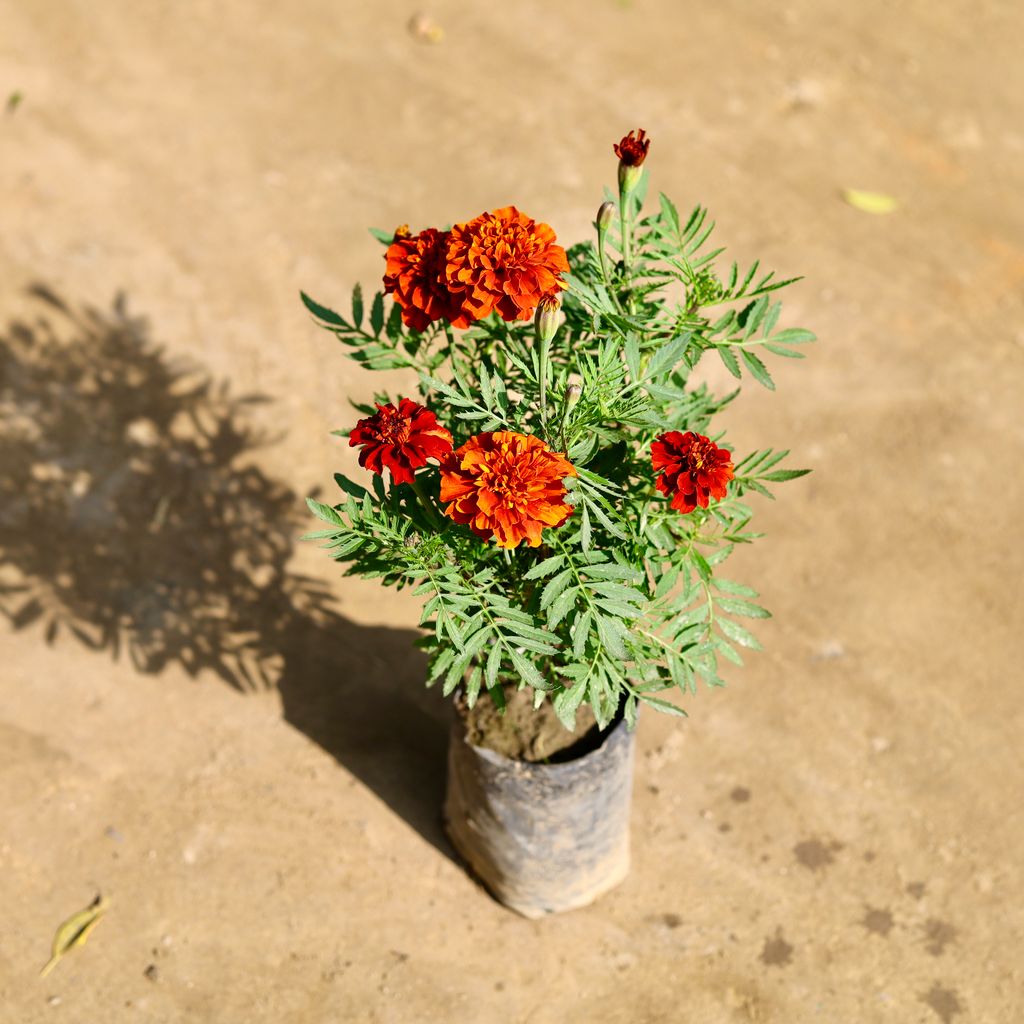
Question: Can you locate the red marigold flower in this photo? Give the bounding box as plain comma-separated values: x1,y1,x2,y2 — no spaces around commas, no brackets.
349,398,453,486
613,128,651,167
651,431,734,514
439,431,577,549
445,207,569,328
383,227,459,332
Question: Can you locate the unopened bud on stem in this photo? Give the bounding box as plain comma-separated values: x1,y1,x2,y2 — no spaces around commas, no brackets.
534,292,561,345
614,128,650,196
596,201,615,233
564,383,582,411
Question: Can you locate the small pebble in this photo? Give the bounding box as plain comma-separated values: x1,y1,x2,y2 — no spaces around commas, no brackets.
408,13,444,43
815,640,845,660
785,77,826,110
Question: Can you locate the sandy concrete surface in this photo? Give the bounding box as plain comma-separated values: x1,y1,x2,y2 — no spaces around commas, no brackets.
1,1,1021,1021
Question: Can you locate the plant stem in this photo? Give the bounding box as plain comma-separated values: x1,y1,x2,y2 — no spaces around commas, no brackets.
597,228,611,284
619,186,638,315
538,335,551,435
409,477,444,531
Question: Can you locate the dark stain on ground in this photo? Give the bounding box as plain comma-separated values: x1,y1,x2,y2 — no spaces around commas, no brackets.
861,905,894,936
921,982,963,1023
661,912,683,929
794,838,838,871
718,822,732,833
863,850,876,862
924,919,958,956
759,929,794,968
906,881,926,899
730,786,751,803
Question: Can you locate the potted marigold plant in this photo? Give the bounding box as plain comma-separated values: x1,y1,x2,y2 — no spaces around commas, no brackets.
303,130,813,916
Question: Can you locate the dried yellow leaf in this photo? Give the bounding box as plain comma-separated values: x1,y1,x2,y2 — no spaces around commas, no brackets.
842,189,898,214
39,894,108,978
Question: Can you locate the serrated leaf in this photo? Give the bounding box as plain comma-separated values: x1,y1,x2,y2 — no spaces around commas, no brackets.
590,580,644,604
300,291,346,327
712,578,758,597
485,643,503,689
369,292,385,336
351,283,364,328
540,568,573,611
638,694,688,717
427,647,457,685
624,335,641,382
718,617,763,650
646,336,687,380
552,681,588,731
333,472,368,499
763,343,805,358
523,554,564,581
510,650,549,691
596,614,629,660
740,349,775,390
691,550,712,581
761,468,811,482
716,597,771,619
548,588,579,629
769,328,816,345
580,504,592,551
716,637,743,665
464,666,483,706
306,497,345,526
586,563,642,582
718,345,742,379
571,609,592,659
654,566,679,599
740,295,769,338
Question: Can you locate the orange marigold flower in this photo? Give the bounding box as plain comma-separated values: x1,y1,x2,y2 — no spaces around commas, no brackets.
349,398,453,486
445,207,569,327
440,431,577,549
613,128,651,167
651,431,734,514
383,227,459,332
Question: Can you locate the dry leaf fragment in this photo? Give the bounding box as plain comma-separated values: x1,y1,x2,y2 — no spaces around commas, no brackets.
39,894,108,978
842,188,898,214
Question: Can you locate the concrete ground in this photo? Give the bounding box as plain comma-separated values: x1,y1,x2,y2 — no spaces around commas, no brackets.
1,1,1021,1021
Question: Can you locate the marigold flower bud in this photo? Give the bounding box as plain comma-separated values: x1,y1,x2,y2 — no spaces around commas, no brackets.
596,201,615,233
614,129,650,195
564,383,582,410
534,292,561,344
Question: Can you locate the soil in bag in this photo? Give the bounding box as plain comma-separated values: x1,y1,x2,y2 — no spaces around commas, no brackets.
456,684,603,762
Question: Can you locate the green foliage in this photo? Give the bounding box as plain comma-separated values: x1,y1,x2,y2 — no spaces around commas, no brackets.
302,172,813,729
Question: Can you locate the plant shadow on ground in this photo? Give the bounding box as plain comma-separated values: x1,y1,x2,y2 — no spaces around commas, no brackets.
0,285,454,858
